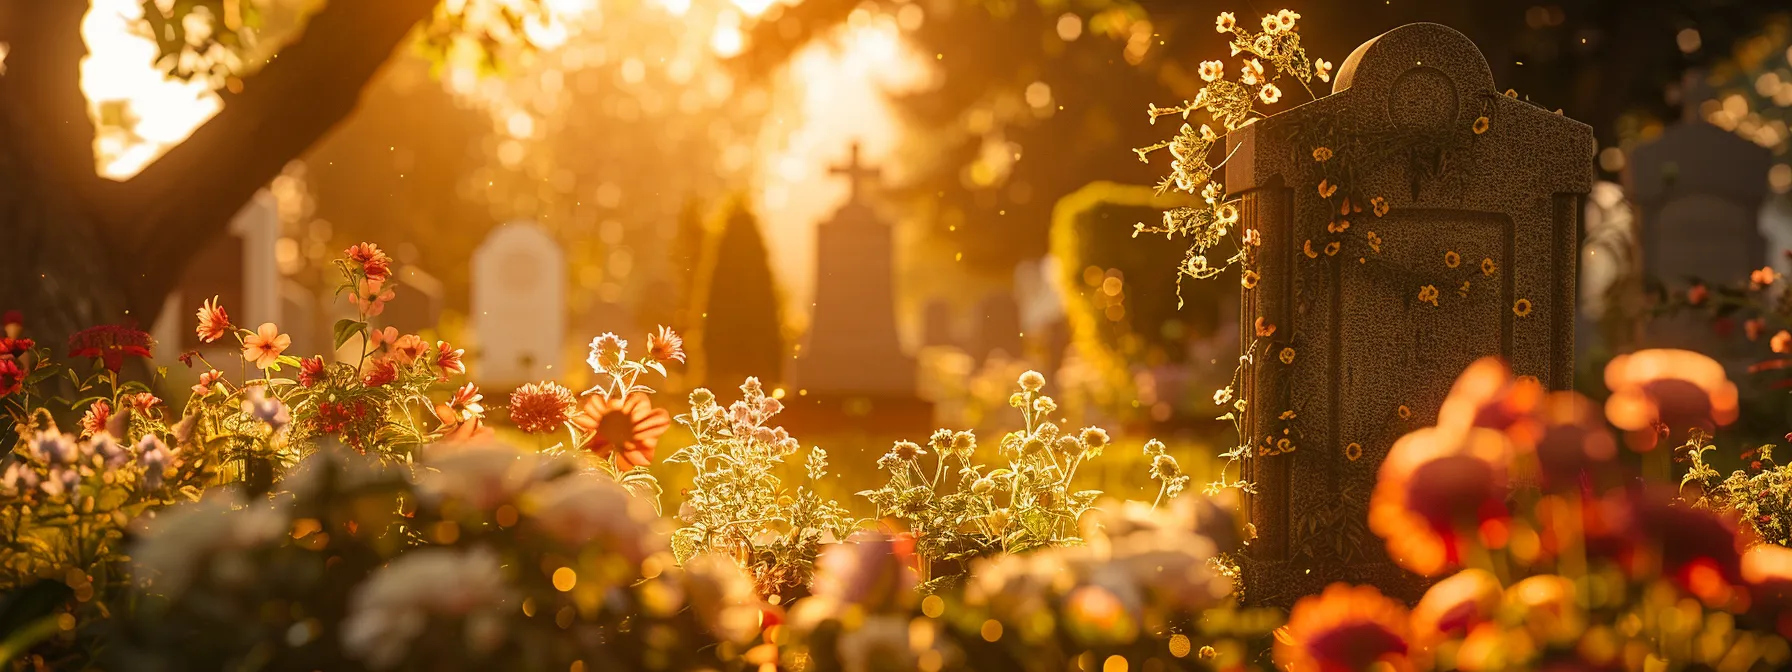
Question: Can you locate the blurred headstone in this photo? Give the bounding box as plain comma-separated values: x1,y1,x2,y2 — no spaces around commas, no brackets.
1764,195,1792,280
1577,181,1641,356
785,143,930,434
472,222,565,387
381,265,444,337
971,294,1023,364
154,189,279,352
1229,23,1591,604
1628,71,1772,360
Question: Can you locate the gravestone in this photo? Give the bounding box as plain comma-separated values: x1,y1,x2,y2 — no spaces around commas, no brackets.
1577,181,1641,355
153,189,279,352
380,265,445,337
472,222,565,387
1229,23,1591,604
971,293,1023,364
1628,77,1772,363
785,143,930,434
1763,195,1792,281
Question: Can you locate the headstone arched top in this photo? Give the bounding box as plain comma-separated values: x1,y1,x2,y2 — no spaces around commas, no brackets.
1332,23,1495,135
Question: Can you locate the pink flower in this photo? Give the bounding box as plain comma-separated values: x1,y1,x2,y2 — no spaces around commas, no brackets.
349,278,396,317
195,295,231,343
368,326,399,352
127,392,163,415
192,369,225,396
362,358,398,387
391,334,428,366
345,242,393,281
80,400,112,438
241,323,291,370
508,382,576,434
435,341,465,379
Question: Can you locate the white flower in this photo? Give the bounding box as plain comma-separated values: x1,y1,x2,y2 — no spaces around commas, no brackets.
241,386,290,429
677,553,763,644
132,494,290,597
137,435,172,488
1018,370,1046,392
1315,58,1334,83
520,472,666,566
30,430,77,466
1214,11,1236,32
1198,59,1224,82
340,547,511,670
1260,82,1284,104
415,439,549,510
1241,58,1265,86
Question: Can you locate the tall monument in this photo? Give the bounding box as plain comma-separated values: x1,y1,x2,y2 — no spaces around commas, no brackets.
785,143,930,433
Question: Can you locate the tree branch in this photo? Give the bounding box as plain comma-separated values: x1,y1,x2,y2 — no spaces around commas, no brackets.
104,0,441,318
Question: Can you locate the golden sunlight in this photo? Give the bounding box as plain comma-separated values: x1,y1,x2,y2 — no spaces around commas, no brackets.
80,0,222,180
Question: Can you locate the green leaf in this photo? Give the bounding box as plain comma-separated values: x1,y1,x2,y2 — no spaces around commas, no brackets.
332,319,369,351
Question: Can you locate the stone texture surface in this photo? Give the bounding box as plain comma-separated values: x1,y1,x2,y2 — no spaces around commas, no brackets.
472,222,565,387
1227,23,1592,605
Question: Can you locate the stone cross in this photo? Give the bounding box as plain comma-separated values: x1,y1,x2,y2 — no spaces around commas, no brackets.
472,222,565,387
830,142,881,204
1228,23,1592,604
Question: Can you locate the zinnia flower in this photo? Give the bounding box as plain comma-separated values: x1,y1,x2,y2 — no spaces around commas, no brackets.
298,356,327,387
435,341,465,379
572,393,670,469
194,296,230,343
68,324,154,373
80,400,112,438
508,382,576,434
192,369,225,396
1411,568,1502,646
1275,583,1414,672
1369,427,1511,577
344,242,393,281
647,325,685,364
0,337,33,358
1602,349,1738,451
362,358,398,387
241,323,290,370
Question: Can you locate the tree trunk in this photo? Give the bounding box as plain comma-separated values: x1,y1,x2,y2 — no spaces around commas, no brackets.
0,0,439,358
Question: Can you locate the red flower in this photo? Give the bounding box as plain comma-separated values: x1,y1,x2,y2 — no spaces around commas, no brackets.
1369,427,1511,577
1411,569,1502,647
1436,357,1543,446
1530,392,1619,492
80,400,112,438
1687,284,1709,306
572,393,670,469
345,242,393,281
435,341,465,379
0,337,32,358
1275,583,1414,672
67,324,154,373
508,381,576,434
1603,349,1738,451
647,325,686,364
0,358,22,397
194,295,230,343
299,356,328,387
362,358,398,387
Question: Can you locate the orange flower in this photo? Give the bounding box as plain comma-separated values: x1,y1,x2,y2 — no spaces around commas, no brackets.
1312,146,1333,162
1603,349,1738,451
1436,357,1544,443
192,369,225,396
1254,316,1277,338
573,393,671,469
1741,544,1792,627
1530,392,1619,491
1275,583,1414,672
1371,197,1389,217
1512,298,1532,317
509,382,577,434
1318,179,1338,198
349,278,396,317
1472,116,1490,134
241,323,290,370
435,341,466,378
434,383,486,428
1746,318,1766,341
1411,568,1502,646
1418,284,1439,306
1370,427,1511,576
1752,266,1779,290
1444,251,1460,268
1774,330,1792,354
344,242,393,281
647,325,686,364
194,296,230,343
1687,283,1708,306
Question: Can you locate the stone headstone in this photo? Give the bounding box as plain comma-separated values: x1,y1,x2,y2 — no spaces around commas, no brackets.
785,143,929,433
921,299,958,348
1763,195,1792,281
1229,23,1592,604
472,222,565,387
380,265,445,337
153,189,279,352
1577,181,1641,355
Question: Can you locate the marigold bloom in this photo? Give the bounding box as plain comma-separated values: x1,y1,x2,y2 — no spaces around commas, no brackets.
362,358,398,387
647,325,685,364
194,295,230,343
68,324,154,373
1275,583,1414,672
573,393,670,469
192,369,225,396
81,400,112,438
1602,349,1738,451
508,382,577,434
241,323,290,370
298,356,327,387
1370,426,1511,577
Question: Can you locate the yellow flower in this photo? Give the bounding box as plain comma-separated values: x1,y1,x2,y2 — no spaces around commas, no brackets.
1241,270,1260,289
1458,280,1472,297
1279,347,1296,364
1418,284,1440,306
1214,387,1235,405
1324,241,1341,257
1371,196,1389,217
1279,410,1296,420
1397,404,1412,420
1200,124,1218,141
1513,298,1533,317
1444,251,1461,268
1472,116,1490,135
1317,179,1338,198
1315,58,1333,83
1346,442,1363,461
1276,438,1295,454
1312,146,1333,162
1303,239,1318,258
1217,203,1240,224
1366,231,1382,253
1481,257,1496,276
1200,60,1225,82
1215,11,1236,32
1327,219,1350,233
